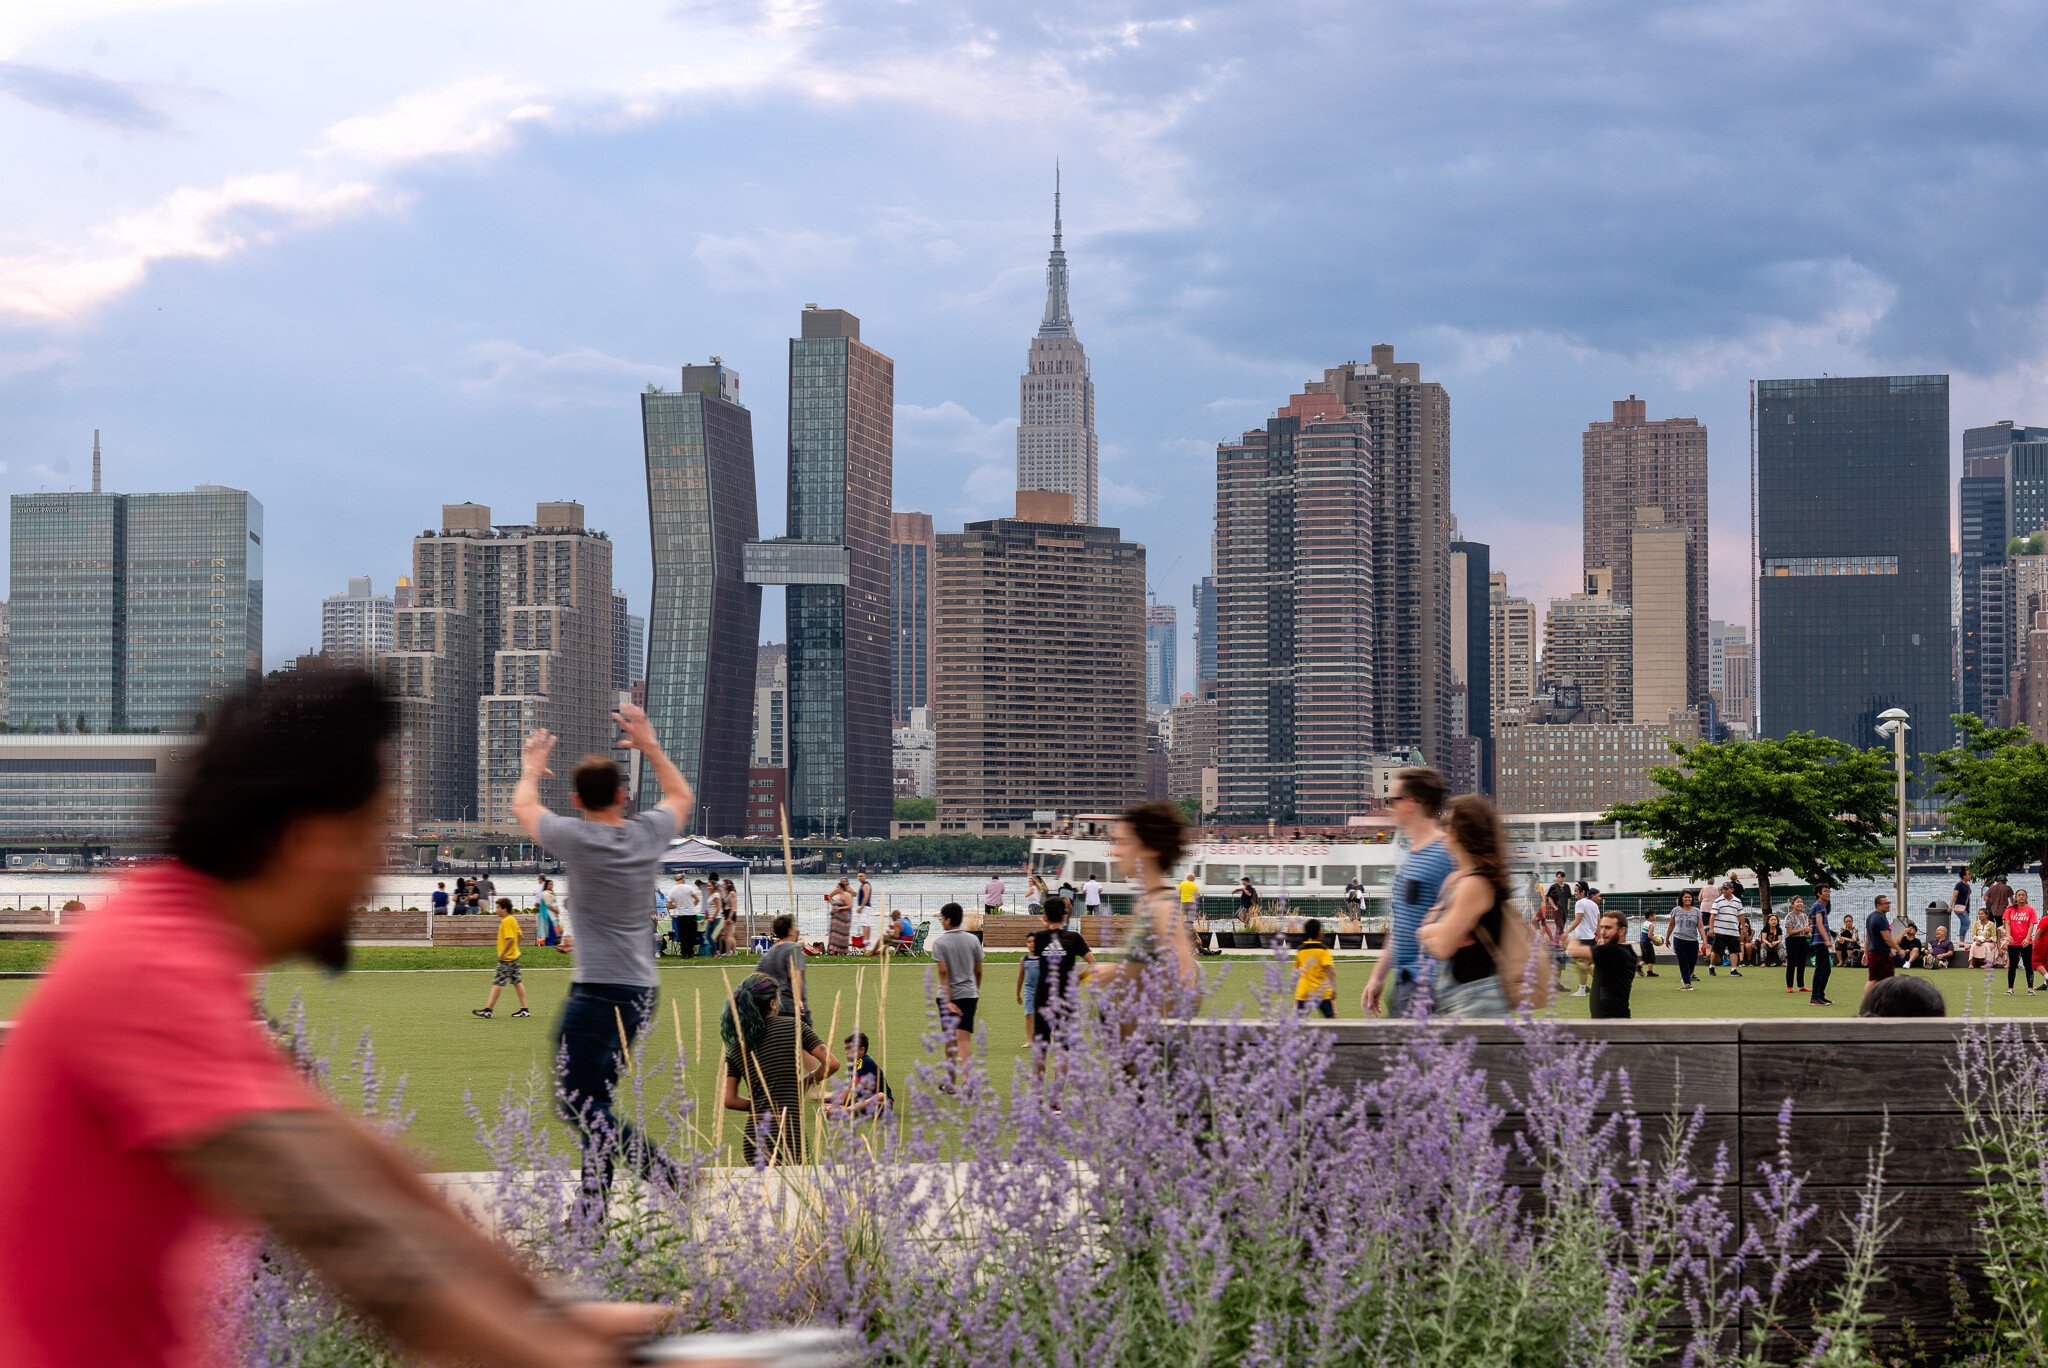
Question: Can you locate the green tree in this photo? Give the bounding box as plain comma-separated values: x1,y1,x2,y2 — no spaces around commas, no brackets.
1603,733,1895,913
893,797,936,821
1173,797,1204,825
75,712,89,735
1923,714,2048,899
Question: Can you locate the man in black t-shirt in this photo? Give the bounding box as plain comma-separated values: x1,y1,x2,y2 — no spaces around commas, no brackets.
1028,901,1097,1056
1544,873,1573,940
1568,909,1639,1019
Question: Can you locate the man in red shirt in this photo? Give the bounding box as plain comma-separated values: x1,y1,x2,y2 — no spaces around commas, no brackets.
0,671,661,1368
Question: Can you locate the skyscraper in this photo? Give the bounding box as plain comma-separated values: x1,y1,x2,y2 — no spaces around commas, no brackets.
1145,603,1178,710
10,451,262,733
382,502,614,828
1191,574,1218,685
1582,396,1709,708
322,576,393,670
1448,539,1492,793
1543,569,1633,722
889,511,935,723
744,307,894,838
1489,572,1537,726
1755,374,1951,791
1216,389,1376,821
642,360,761,836
1960,422,2048,722
1296,346,1454,765
935,493,1143,821
751,644,788,768
1629,508,1689,723
1015,172,1099,524
1984,421,2048,538
609,589,645,693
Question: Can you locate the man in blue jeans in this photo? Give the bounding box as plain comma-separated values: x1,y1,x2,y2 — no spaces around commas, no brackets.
514,701,693,1207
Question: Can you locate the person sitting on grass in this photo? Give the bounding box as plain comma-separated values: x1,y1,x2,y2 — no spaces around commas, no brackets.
1760,912,1783,967
472,898,530,1019
1896,920,1926,969
1929,924,1953,968
1293,918,1336,1018
1834,914,1862,968
823,1030,892,1122
1737,913,1759,968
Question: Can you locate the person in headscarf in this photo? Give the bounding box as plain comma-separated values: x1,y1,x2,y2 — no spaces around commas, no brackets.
719,973,838,1165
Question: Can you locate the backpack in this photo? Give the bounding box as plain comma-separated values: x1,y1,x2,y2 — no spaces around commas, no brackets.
1472,896,1556,1011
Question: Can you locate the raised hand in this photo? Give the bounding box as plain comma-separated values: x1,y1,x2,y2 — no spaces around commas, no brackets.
521,729,558,775
612,701,657,752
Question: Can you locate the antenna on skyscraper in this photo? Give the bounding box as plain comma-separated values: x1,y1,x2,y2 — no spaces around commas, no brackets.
1054,159,1062,249
91,430,101,493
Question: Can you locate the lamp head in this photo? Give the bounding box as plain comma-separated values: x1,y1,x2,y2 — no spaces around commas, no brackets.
1877,707,1910,724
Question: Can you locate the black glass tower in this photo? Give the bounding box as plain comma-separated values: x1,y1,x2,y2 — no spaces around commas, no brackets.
1755,375,1951,794
642,361,761,837
745,308,894,839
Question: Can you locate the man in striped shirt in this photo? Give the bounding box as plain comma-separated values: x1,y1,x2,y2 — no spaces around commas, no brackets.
1363,767,1453,1018
1708,877,1746,977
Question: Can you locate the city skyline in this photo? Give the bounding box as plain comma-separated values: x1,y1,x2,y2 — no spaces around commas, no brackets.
7,2,2045,690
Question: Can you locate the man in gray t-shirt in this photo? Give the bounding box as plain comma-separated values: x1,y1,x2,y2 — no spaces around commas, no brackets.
928,902,984,1086
513,701,693,1200
756,915,808,1019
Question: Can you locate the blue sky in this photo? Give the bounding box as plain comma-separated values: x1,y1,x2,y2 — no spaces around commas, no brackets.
4,0,2046,677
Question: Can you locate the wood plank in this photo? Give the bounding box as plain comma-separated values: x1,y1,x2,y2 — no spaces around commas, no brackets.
1318,1039,1740,1114
1740,1016,2047,1045
1768,1254,1986,1334
1502,1113,1740,1187
1766,1185,1982,1256
1738,1112,1974,1185
1741,1042,1969,1113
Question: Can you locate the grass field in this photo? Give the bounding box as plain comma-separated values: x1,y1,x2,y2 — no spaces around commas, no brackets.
3,941,2040,1170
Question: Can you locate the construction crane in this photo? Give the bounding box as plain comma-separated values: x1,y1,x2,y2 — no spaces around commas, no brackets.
1146,553,1183,608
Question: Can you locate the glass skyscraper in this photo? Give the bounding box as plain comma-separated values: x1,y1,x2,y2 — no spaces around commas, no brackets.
889,512,934,723
642,361,761,837
745,308,895,838
10,480,261,733
1145,603,1178,710
1756,375,1951,791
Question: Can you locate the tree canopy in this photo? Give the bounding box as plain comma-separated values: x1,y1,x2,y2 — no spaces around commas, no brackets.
1923,714,2048,890
892,797,937,821
1603,732,1896,910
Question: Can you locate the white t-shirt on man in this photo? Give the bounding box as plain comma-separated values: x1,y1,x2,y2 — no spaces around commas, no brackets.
1083,878,1104,909
1571,896,1600,942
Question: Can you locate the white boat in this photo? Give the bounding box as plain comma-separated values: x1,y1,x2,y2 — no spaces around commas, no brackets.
1028,811,1806,924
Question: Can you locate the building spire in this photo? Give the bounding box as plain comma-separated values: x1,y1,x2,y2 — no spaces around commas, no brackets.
1039,163,1073,338
91,429,101,494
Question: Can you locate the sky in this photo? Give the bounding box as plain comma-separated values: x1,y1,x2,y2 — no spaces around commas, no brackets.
4,0,2048,680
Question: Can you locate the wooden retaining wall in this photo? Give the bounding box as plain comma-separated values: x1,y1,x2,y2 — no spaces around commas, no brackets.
1214,1017,2043,1347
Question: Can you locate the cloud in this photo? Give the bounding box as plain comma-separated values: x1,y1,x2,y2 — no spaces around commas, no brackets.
690,229,859,293
1100,475,1158,514
0,344,65,379
0,172,396,321
0,60,170,130
450,339,670,407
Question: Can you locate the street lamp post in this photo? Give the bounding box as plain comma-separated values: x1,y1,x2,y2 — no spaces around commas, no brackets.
1877,709,1911,921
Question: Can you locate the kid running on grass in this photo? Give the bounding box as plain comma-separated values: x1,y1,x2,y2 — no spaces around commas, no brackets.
472,897,530,1018
1294,917,1336,1017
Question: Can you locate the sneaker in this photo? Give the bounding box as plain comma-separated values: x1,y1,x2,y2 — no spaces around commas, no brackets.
1572,986,1589,997
1679,984,1694,992
1708,967,1717,976
1786,987,1797,994
1730,970,1743,977
2007,989,2015,996
471,1008,492,1018
1811,997,1833,1006
511,1008,531,1018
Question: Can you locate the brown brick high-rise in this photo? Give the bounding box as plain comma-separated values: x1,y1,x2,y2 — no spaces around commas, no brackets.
1582,396,1709,709
934,495,1144,822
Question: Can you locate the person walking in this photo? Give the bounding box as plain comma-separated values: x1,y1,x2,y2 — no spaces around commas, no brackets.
1294,918,1337,1018
473,898,532,1019
1667,889,1703,991
1951,868,1974,928
1543,872,1573,945
2004,889,2039,995
1636,903,1661,978
0,671,668,1368
929,903,985,1087
1363,767,1453,1018
1568,907,1638,1019
1863,893,1901,1000
1095,801,1203,1019
1026,898,1096,1072
1417,795,1514,1018
1567,882,1600,996
513,701,693,1205
1709,879,1745,977
1985,873,2011,928
757,913,809,1020
1783,894,1812,994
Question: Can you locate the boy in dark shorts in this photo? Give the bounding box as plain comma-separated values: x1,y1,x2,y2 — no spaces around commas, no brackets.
1568,908,1639,1019
1029,900,1096,1045
928,903,985,1087
472,897,530,1018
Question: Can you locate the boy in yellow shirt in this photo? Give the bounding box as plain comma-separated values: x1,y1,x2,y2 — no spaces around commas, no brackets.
472,897,531,1018
1294,917,1336,1018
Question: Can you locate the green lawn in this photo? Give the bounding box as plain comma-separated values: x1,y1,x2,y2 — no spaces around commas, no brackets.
2,943,2037,1170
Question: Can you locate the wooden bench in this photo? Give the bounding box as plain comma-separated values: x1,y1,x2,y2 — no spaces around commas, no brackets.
1184,1016,2038,1349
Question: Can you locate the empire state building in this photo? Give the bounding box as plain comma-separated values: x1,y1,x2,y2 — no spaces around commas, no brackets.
1016,173,1099,524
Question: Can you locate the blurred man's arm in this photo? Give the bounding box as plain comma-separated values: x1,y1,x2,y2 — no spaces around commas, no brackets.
614,701,694,827
172,1109,657,1368
512,730,558,845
